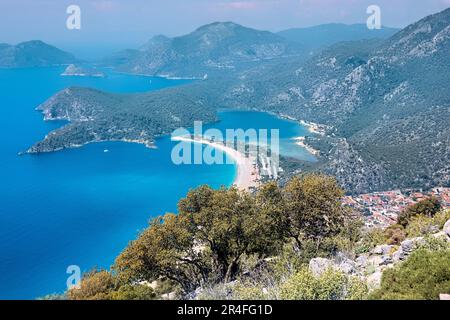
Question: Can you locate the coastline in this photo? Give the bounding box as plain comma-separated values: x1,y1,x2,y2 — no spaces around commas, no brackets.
293,136,320,156
171,136,260,191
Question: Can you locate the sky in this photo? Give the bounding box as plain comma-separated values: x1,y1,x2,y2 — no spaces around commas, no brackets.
1,0,449,58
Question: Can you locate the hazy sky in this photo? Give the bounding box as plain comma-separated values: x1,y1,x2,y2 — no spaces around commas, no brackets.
1,0,449,57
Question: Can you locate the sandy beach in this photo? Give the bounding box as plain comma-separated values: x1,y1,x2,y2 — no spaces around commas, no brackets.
171,136,260,190
293,136,320,156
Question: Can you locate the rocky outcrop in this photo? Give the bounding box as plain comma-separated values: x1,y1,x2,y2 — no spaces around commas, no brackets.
444,219,450,237
308,219,450,290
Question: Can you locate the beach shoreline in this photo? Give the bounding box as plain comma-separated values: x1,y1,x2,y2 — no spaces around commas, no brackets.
293,136,320,156
171,136,260,190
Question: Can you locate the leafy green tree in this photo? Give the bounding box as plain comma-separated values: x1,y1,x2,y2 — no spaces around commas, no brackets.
282,174,347,252
114,213,209,293
178,186,283,283
370,249,450,300
397,197,442,227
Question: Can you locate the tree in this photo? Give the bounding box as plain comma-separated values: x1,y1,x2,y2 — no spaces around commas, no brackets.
114,185,285,295
282,174,347,252
114,213,209,293
67,269,116,300
397,197,442,227
178,185,284,283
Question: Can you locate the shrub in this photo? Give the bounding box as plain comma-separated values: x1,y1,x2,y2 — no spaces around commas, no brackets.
405,210,450,237
397,197,442,227
356,228,387,253
67,270,116,300
384,224,406,245
232,284,270,300
370,249,450,300
109,284,157,300
279,267,367,300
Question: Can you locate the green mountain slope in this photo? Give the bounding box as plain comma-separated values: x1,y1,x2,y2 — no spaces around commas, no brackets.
104,22,306,78
0,40,77,68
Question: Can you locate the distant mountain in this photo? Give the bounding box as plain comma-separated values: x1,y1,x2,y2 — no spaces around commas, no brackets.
278,23,399,50
105,22,306,78
28,8,450,194
225,8,450,193
0,40,77,68
100,49,140,69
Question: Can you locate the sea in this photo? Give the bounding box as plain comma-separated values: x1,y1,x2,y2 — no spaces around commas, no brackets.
0,66,314,299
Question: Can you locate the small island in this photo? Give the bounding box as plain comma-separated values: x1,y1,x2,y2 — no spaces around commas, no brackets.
61,64,106,78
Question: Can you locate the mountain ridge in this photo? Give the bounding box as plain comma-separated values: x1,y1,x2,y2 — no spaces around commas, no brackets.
0,40,78,68
277,23,400,49
27,8,450,194
102,21,306,78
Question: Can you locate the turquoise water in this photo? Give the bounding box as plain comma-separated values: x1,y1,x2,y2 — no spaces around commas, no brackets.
0,67,313,299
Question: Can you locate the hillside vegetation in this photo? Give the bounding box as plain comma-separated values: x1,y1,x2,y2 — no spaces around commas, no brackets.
47,174,449,301
0,40,77,68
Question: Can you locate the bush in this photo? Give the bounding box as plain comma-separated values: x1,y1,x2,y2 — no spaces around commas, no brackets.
370,249,450,300
232,285,270,300
67,270,116,300
279,267,367,300
109,284,157,300
397,197,442,227
356,228,389,253
384,224,406,245
405,210,450,237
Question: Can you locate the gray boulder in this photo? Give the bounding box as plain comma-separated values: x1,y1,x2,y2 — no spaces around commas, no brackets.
366,271,383,290
337,259,358,275
444,219,450,237
355,254,369,268
309,258,334,277
372,245,393,256
379,255,393,266
401,237,424,253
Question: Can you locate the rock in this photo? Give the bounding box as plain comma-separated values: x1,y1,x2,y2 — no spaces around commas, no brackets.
439,293,450,300
338,259,357,275
432,231,450,242
367,255,383,267
366,271,383,290
379,255,393,266
394,237,425,261
400,237,424,253
355,254,369,268
444,219,450,237
429,225,441,234
392,249,402,262
372,245,392,255
309,258,334,277
162,291,177,300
